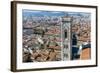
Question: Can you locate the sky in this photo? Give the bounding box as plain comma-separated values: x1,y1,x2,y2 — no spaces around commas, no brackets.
22,9,91,18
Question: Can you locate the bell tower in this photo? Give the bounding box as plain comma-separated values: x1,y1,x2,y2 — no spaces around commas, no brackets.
61,17,72,60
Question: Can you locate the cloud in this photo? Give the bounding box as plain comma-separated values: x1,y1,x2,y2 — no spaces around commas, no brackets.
23,9,42,13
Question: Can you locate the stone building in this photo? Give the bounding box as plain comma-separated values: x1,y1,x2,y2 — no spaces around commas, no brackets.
61,17,72,60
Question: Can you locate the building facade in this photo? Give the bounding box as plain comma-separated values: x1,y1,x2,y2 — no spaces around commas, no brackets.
61,17,72,60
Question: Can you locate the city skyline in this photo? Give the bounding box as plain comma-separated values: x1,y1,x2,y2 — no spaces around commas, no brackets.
22,9,91,62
